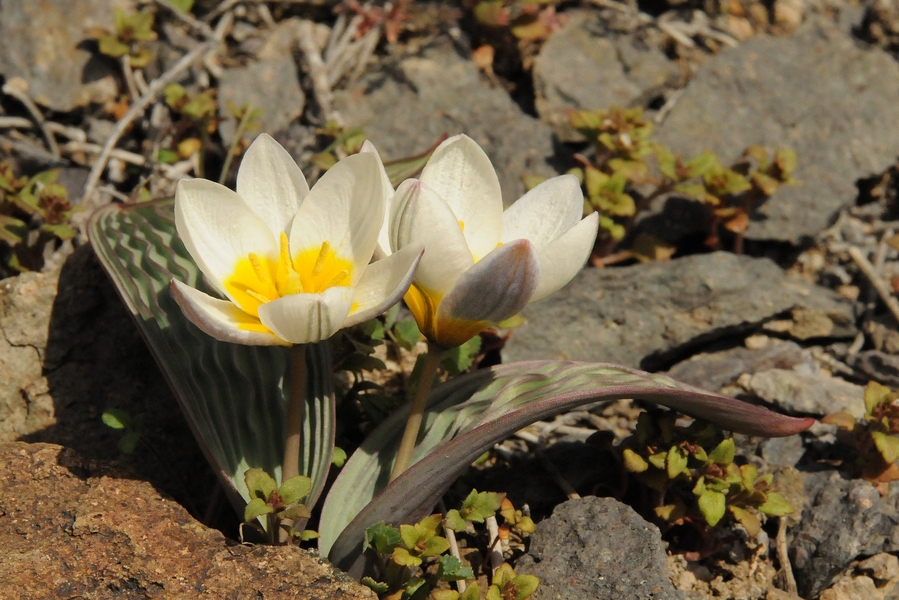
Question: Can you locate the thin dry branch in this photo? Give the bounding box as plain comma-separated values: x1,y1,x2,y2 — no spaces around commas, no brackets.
847,245,899,325
2,79,61,159
155,0,217,39
80,40,216,213
297,19,340,124
776,517,798,594
485,515,504,576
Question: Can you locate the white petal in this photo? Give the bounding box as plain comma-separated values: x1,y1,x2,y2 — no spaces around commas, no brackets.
438,239,540,324
289,152,385,284
236,133,309,234
175,178,278,298
390,179,473,296
343,244,424,328
170,279,288,346
361,140,395,259
502,174,584,248
257,287,353,344
419,134,503,261
530,212,599,303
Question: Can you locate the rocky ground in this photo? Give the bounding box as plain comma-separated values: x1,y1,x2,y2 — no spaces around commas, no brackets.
3,0,899,598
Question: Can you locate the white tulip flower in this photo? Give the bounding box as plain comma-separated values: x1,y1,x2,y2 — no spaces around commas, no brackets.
380,134,599,349
170,134,423,346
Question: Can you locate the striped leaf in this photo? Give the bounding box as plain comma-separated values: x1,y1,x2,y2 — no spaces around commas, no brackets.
88,200,336,514
320,360,813,572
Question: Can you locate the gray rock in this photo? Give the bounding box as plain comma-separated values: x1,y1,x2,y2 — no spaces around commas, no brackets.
503,252,857,370
665,339,806,392
517,496,684,600
744,366,865,417
0,0,123,111
850,350,899,387
334,38,559,205
758,434,806,468
0,272,57,442
533,12,680,140
217,56,305,147
654,19,899,242
791,470,899,598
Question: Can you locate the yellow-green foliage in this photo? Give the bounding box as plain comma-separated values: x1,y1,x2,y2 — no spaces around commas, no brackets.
619,409,794,536
470,0,561,41
566,106,797,253
89,8,158,68
241,468,316,544
823,381,899,482
362,492,538,600
0,161,77,273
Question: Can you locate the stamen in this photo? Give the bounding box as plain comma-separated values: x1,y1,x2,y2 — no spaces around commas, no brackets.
248,252,272,285
276,233,302,295
312,241,330,275
322,269,349,290
245,289,271,304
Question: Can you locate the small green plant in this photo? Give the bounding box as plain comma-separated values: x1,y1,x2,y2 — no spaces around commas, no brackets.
470,0,562,42
484,563,539,600
361,490,538,600
617,409,794,539
823,381,899,482
241,468,318,544
161,85,264,182
101,408,145,454
564,106,797,260
0,162,77,274
159,83,221,173
336,305,485,430
310,121,369,172
88,8,157,68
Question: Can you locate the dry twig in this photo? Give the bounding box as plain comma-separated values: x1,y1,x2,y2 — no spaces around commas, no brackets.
438,499,468,594
155,0,217,39
298,20,340,123
776,517,798,594
485,515,504,576
2,79,61,159
847,245,899,325
80,40,217,213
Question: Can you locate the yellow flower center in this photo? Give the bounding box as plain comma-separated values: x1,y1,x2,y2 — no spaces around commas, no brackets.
404,283,489,349
224,232,353,318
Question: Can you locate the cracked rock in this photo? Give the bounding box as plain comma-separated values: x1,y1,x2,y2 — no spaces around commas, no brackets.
654,18,899,242
503,252,857,370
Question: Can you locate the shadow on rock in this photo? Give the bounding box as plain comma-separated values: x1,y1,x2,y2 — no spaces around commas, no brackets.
19,246,227,533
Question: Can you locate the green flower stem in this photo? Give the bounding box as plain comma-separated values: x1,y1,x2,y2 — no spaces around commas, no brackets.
389,344,443,482
281,343,307,542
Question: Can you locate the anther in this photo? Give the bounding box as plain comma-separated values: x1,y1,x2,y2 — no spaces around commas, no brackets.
312,241,330,275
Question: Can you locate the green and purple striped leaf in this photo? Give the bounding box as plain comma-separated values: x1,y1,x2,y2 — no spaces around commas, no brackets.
88,199,336,514
320,360,813,572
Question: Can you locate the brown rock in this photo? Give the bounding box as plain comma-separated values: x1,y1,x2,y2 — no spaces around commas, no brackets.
0,441,373,599
818,576,878,600
766,589,804,600
0,271,57,442
858,552,899,582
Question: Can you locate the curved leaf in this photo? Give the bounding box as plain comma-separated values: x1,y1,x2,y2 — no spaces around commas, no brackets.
321,360,813,570
88,200,335,513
